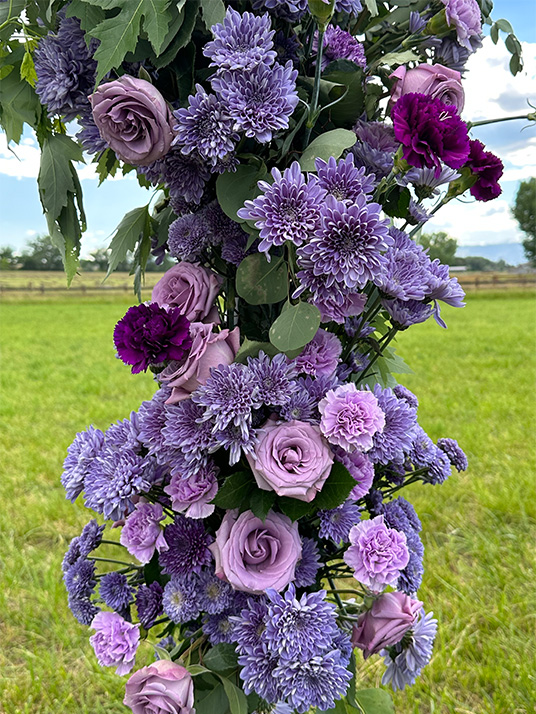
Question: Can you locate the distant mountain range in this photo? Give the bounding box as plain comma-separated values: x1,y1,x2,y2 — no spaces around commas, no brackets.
456,242,526,265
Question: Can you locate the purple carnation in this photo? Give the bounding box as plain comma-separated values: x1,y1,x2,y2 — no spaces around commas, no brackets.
319,383,385,452
437,437,468,471
368,385,418,465
159,516,213,578
90,611,139,675
120,502,168,565
203,7,276,70
238,162,324,253
440,0,482,51
392,93,470,175
335,448,375,500
113,303,191,374
344,515,410,592
61,425,104,502
315,25,366,71
211,61,299,144
466,139,503,201
315,155,375,204
294,329,342,378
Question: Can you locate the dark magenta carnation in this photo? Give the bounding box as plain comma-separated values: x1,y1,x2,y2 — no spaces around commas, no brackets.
113,303,191,374
466,139,503,201
391,93,470,174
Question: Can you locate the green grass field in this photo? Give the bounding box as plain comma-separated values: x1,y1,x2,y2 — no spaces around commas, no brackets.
0,292,535,714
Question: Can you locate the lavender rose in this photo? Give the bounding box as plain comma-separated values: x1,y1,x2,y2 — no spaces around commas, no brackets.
319,384,385,452
152,262,223,324
352,591,422,658
390,63,465,113
210,509,302,593
247,419,334,502
120,502,169,565
344,515,409,592
124,660,194,714
90,76,174,166
89,611,139,675
164,463,219,519
159,323,240,403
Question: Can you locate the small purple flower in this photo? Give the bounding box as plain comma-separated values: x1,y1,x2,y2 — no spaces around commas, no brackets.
313,289,367,325
120,502,168,565
159,516,213,578
319,384,385,452
68,594,100,625
352,120,398,180
440,0,482,51
203,611,238,644
168,212,210,262
198,570,235,615
294,329,342,378
375,229,433,302
64,558,96,599
335,448,375,500
381,609,437,690
393,385,419,410
248,352,296,408
319,500,361,543
164,462,219,519
466,139,503,202
113,303,191,374
161,149,211,204
238,162,324,253
383,298,434,329
163,399,216,468
294,537,321,587
163,576,201,623
368,385,418,465
426,448,452,484
315,155,375,204
437,437,468,471
136,582,164,629
89,611,140,676
344,515,410,592
99,572,133,612
251,0,307,22
212,61,299,144
77,108,108,155
203,7,276,70
234,597,270,655
410,426,437,468
315,25,366,71
61,425,105,502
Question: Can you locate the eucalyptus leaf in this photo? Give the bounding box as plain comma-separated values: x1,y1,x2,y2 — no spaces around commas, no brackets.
299,129,357,171
269,302,321,352
236,254,288,305
200,0,225,30
354,689,395,714
216,164,267,223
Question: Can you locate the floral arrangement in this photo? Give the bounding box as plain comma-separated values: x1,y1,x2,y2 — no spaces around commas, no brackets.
1,0,529,712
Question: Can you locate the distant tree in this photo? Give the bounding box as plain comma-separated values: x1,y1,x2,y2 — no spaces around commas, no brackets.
0,246,19,270
417,231,458,265
19,235,63,270
512,177,536,267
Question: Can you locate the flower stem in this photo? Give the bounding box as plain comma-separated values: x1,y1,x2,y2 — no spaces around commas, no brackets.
467,113,534,129
303,24,325,148
88,556,141,568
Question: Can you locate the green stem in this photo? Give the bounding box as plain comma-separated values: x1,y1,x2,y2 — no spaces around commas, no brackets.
467,114,533,129
303,24,325,148
100,539,125,547
360,325,398,378
88,556,141,568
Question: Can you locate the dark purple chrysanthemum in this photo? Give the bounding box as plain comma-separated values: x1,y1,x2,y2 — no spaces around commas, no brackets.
440,0,482,51
79,519,105,555
136,582,164,629
203,611,237,644
319,501,361,543
368,385,418,465
173,85,239,167
393,385,419,410
381,609,437,690
315,155,375,204
251,0,307,22
62,425,105,502
113,303,191,374
392,93,470,175
279,388,317,423
294,537,321,587
238,162,324,253
159,516,213,577
433,34,482,74
77,108,108,155
162,399,216,469
35,16,97,120
212,61,299,144
274,30,301,65
466,139,503,201
204,7,276,70
68,594,100,625
198,570,234,615
99,572,133,612
375,229,432,301
297,195,391,291
200,200,244,246
407,199,430,226
62,537,83,573
437,437,468,471
168,212,210,262
162,576,201,623
161,150,211,205
425,448,452,484
315,24,366,71
382,298,433,329
410,426,436,468
64,558,96,599
335,0,363,14
248,352,296,407
352,120,398,180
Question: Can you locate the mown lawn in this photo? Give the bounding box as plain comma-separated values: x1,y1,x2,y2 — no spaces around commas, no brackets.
0,292,534,714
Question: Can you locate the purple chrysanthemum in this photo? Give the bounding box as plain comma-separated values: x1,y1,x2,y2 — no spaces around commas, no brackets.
375,229,433,301
63,520,104,571
161,150,211,204
168,212,211,262
234,597,270,655
203,611,237,644
265,584,338,659
68,594,100,625
34,16,97,120
162,399,216,469
426,260,466,327
335,448,375,500
381,609,437,690
351,120,398,180
425,448,452,484
294,537,321,587
319,501,361,543
113,303,192,374
382,298,433,329
64,558,96,599
251,0,307,22
440,0,482,51
437,437,468,471
410,426,437,468
211,61,299,144
99,572,133,612
198,570,234,615
313,289,367,325
368,385,418,465
319,383,386,452
433,34,482,74
294,329,342,379
279,389,317,423
77,108,108,155
162,576,201,623
238,162,324,253
239,647,282,703
297,195,391,291
173,85,239,166
137,388,178,466
393,385,419,410
248,352,296,407
315,25,366,71
274,30,301,65
159,516,213,577
136,582,164,629
213,421,259,466
335,0,363,14
377,497,424,595
315,155,375,204
61,425,105,502
204,7,276,70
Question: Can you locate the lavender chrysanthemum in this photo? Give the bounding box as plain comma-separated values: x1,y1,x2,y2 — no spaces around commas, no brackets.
381,609,437,690
99,572,133,612
234,597,270,655
294,537,321,587
368,385,418,465
162,576,201,623
162,399,215,469
173,85,239,166
137,388,177,466
315,155,375,204
61,425,105,502
375,229,433,301
426,260,466,327
35,17,97,120
426,448,452,484
335,0,363,14
204,7,276,70
239,648,282,703
265,584,338,659
77,108,108,155
64,558,96,599
203,611,237,644
393,385,419,410
213,421,259,466
437,437,468,471
238,162,324,253
159,516,213,577
103,414,142,452
168,212,211,261
434,34,482,74
136,582,164,629
319,501,361,543
198,570,235,615
351,120,398,180
410,426,436,468
251,0,307,22
279,388,317,424
212,61,299,144
248,352,296,407
297,195,391,291
383,298,433,329
315,25,366,71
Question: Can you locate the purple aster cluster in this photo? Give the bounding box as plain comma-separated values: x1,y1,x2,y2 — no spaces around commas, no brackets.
319,500,361,542
61,425,105,502
159,516,213,578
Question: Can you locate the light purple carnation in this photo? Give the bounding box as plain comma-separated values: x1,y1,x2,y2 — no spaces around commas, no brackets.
440,0,482,51
89,611,140,676
319,384,385,452
344,515,409,592
335,448,375,500
203,7,276,71
294,329,342,378
120,502,168,565
164,462,219,519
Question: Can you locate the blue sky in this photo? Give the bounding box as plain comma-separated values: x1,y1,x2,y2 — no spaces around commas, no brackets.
1,0,535,262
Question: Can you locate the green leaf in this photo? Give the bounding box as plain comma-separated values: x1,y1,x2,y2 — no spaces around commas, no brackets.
363,0,378,15
299,129,357,171
379,49,419,67
20,50,37,87
106,204,150,276
203,643,239,676
383,346,412,375
188,664,210,676
153,0,199,68
269,301,321,352
495,18,514,34
65,0,106,32
249,489,277,521
509,52,522,75
323,698,350,714
490,22,499,44
0,0,26,25
220,676,248,714
234,338,280,364
46,203,80,285
236,254,288,306
212,471,254,510
382,185,411,218
0,57,42,142
313,462,356,510
277,497,314,521
200,0,225,30
354,689,395,714
323,65,365,127
216,164,267,223
505,33,522,56
195,681,229,714
84,0,174,83
38,135,83,220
